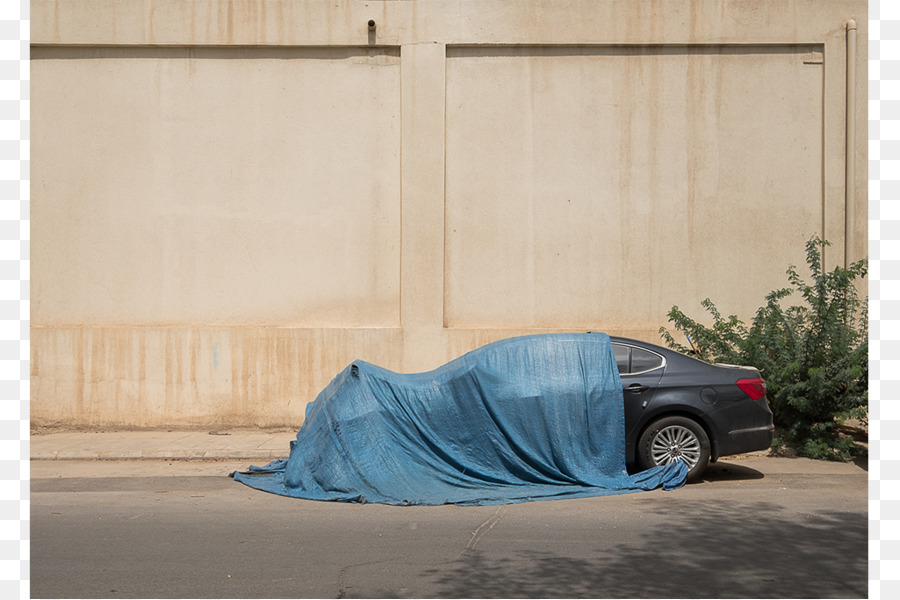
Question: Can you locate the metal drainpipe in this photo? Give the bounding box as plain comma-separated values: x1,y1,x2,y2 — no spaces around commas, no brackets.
845,19,857,268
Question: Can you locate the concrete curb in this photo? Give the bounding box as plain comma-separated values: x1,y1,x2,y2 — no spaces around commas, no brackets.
28,431,868,479
30,430,296,461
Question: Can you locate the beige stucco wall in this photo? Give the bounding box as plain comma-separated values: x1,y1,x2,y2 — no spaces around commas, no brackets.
30,0,867,428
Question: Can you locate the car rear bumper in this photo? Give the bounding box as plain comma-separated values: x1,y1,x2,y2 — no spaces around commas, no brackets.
714,423,775,459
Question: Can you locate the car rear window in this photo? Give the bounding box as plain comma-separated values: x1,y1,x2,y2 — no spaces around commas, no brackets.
613,344,630,373
613,343,664,374
631,348,664,373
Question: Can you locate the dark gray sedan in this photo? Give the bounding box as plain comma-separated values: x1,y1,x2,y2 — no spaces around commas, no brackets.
612,337,774,481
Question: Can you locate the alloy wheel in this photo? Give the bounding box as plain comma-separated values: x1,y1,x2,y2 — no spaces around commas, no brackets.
650,425,702,468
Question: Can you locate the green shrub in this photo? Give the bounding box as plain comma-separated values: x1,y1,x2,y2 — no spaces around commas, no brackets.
659,237,868,460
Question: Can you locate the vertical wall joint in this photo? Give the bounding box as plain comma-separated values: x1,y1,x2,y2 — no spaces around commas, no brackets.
845,19,857,267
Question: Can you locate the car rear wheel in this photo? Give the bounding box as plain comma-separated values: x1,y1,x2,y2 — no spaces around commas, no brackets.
638,416,710,482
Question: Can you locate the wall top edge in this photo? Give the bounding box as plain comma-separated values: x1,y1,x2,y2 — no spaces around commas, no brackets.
30,0,865,48
31,325,406,332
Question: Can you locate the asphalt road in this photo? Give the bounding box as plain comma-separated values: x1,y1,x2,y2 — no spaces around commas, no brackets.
31,455,868,599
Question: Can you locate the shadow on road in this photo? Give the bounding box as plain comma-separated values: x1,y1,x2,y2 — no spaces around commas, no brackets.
421,501,866,599
700,461,765,482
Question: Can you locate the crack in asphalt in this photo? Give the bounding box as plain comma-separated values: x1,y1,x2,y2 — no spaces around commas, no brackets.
458,505,509,558
335,558,397,599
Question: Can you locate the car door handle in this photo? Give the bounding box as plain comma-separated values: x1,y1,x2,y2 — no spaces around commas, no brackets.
626,383,650,393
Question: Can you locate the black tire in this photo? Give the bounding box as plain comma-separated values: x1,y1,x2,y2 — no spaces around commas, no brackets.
638,416,710,482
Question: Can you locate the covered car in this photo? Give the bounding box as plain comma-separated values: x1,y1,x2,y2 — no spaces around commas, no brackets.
232,332,687,505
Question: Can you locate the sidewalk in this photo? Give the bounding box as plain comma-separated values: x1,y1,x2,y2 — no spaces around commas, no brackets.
30,429,297,461
29,430,868,476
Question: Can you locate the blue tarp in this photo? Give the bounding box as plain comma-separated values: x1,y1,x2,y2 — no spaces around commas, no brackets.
232,332,687,505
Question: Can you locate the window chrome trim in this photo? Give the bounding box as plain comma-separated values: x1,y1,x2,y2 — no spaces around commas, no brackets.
612,342,667,376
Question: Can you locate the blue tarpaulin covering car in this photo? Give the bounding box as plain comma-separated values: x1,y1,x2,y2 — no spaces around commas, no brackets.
232,332,688,505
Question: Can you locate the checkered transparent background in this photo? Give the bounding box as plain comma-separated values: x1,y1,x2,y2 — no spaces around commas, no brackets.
0,0,26,598
872,2,900,599
2,1,892,599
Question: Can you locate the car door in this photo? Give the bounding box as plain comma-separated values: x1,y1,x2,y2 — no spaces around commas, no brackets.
613,342,665,439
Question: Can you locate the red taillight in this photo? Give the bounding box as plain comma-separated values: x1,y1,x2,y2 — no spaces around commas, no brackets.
736,378,767,400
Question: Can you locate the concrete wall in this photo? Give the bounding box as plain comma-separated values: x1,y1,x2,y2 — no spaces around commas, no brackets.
30,0,868,428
